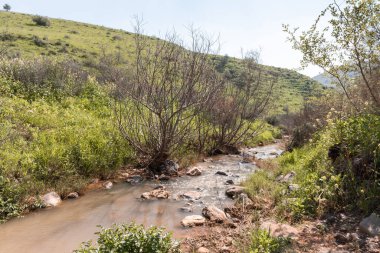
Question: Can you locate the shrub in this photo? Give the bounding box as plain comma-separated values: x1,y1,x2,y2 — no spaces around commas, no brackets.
0,176,24,222
32,16,51,27
246,229,290,253
0,58,88,100
75,223,180,253
276,114,380,220
32,36,47,47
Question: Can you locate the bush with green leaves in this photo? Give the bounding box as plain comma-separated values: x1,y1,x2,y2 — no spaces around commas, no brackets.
75,223,180,253
246,229,290,253
32,15,51,27
276,114,380,220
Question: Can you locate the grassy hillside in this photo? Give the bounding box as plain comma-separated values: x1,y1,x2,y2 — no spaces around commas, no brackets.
0,11,323,113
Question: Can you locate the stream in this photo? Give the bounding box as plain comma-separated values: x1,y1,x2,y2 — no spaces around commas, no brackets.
0,144,283,253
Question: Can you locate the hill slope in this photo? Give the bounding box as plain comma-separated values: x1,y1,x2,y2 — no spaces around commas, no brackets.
0,11,323,113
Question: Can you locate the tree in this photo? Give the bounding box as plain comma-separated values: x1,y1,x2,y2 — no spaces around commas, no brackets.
115,22,223,172
206,51,276,151
3,4,11,12
284,0,380,112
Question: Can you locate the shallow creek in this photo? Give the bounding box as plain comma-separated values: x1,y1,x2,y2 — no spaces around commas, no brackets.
0,144,283,253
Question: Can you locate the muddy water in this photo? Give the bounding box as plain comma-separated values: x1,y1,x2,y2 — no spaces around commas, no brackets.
0,144,282,253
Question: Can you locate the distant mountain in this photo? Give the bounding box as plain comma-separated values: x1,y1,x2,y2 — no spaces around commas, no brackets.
313,73,335,87
313,71,358,88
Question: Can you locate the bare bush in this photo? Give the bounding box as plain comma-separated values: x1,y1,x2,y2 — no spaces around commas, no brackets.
0,58,88,98
205,51,276,152
115,24,223,171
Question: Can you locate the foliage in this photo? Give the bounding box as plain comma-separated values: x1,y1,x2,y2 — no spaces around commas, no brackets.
0,57,88,100
0,11,322,114
243,114,380,222
32,16,51,27
115,24,223,171
244,170,283,207
0,76,132,221
247,229,290,253
3,4,11,12
205,51,277,150
284,0,380,111
0,175,24,223
75,223,180,253
277,114,380,220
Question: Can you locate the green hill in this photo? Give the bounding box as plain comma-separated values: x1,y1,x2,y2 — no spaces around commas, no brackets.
0,11,323,113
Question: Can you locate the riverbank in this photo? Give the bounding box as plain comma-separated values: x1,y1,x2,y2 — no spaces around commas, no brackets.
0,143,283,253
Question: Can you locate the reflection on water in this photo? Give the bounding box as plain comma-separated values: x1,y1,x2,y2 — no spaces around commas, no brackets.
0,144,283,253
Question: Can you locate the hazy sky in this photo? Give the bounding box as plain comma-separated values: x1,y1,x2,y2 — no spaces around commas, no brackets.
2,0,334,77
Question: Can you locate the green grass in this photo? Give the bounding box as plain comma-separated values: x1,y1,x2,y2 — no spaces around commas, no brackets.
1,12,136,61
0,76,133,222
1,11,323,113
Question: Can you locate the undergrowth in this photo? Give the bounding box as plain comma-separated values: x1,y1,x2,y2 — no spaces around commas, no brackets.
244,114,380,222
0,76,132,222
75,223,180,253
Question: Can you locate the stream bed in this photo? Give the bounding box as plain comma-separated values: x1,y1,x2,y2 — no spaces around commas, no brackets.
0,144,283,253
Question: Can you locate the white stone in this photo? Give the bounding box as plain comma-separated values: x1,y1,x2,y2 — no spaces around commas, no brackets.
42,192,62,207
103,181,113,189
181,215,206,227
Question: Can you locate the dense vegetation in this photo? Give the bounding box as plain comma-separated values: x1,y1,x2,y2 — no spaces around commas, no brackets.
237,1,380,251
3,2,377,252
76,223,180,253
0,72,131,221
0,11,323,114
0,13,288,222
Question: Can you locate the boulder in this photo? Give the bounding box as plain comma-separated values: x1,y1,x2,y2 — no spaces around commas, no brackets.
181,215,206,227
186,167,202,176
216,171,228,176
103,181,113,189
67,192,79,199
359,213,380,236
202,205,228,223
42,192,62,207
260,220,299,239
141,188,170,200
197,247,210,253
225,186,245,199
180,191,202,200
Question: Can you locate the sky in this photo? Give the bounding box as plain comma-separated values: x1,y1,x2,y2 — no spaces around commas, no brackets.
2,0,334,77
